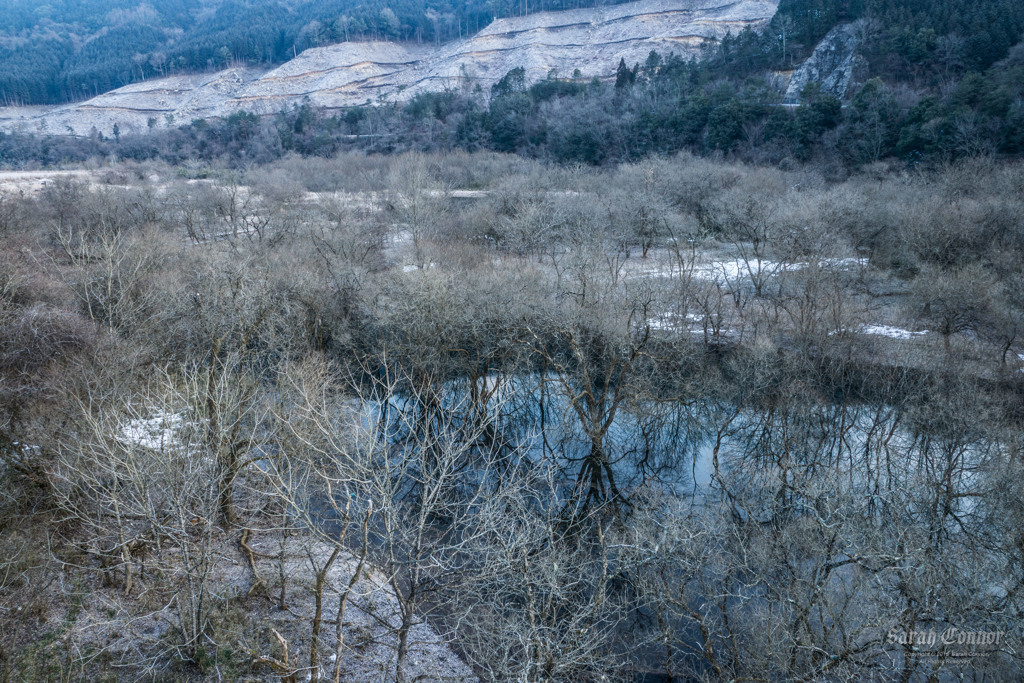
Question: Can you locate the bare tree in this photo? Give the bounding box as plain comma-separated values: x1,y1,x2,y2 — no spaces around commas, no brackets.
911,264,995,352
449,473,631,681
50,371,228,665
52,226,166,335
164,254,296,525
267,353,510,682
385,153,449,268
528,242,659,513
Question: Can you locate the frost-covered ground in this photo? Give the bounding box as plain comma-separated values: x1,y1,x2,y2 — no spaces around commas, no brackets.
54,535,475,681
626,254,868,283
0,169,93,195
119,411,184,450
858,324,929,340
243,538,477,682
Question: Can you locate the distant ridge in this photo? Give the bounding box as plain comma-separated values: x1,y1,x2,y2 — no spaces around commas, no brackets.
0,0,778,137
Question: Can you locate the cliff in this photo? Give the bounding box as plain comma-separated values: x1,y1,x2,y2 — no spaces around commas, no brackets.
783,21,867,104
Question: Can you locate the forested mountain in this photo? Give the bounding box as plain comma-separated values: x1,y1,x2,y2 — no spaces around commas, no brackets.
1,0,1023,168
0,0,634,105
6,0,1021,107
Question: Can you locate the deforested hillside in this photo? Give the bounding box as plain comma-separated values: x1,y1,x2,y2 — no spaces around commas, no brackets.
2,0,1023,169
0,0,779,138
0,0,592,106
0,0,771,107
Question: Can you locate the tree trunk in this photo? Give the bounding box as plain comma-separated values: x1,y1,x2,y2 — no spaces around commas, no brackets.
310,547,341,681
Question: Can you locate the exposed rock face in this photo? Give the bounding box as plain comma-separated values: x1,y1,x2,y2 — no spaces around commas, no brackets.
0,0,778,137
783,21,867,104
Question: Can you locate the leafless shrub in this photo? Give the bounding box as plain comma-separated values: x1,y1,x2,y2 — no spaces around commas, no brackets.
2,151,1023,681
50,373,228,664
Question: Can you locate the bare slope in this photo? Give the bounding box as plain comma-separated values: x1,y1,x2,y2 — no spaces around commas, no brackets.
0,0,778,137
783,21,867,104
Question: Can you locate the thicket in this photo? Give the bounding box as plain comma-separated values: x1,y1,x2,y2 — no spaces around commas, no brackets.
1,152,1023,680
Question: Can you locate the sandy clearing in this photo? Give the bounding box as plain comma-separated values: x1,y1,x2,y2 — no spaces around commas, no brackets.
0,169,95,195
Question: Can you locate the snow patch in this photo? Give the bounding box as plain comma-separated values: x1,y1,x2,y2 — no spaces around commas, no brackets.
859,325,928,340
633,257,868,284
119,411,184,450
692,259,798,283
820,257,870,269
646,317,676,330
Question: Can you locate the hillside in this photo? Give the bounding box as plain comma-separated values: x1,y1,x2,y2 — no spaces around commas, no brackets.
0,0,1021,169
0,0,610,106
0,0,778,138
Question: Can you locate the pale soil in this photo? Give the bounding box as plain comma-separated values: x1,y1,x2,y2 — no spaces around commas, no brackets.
45,532,476,681
0,169,94,195
0,0,779,137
